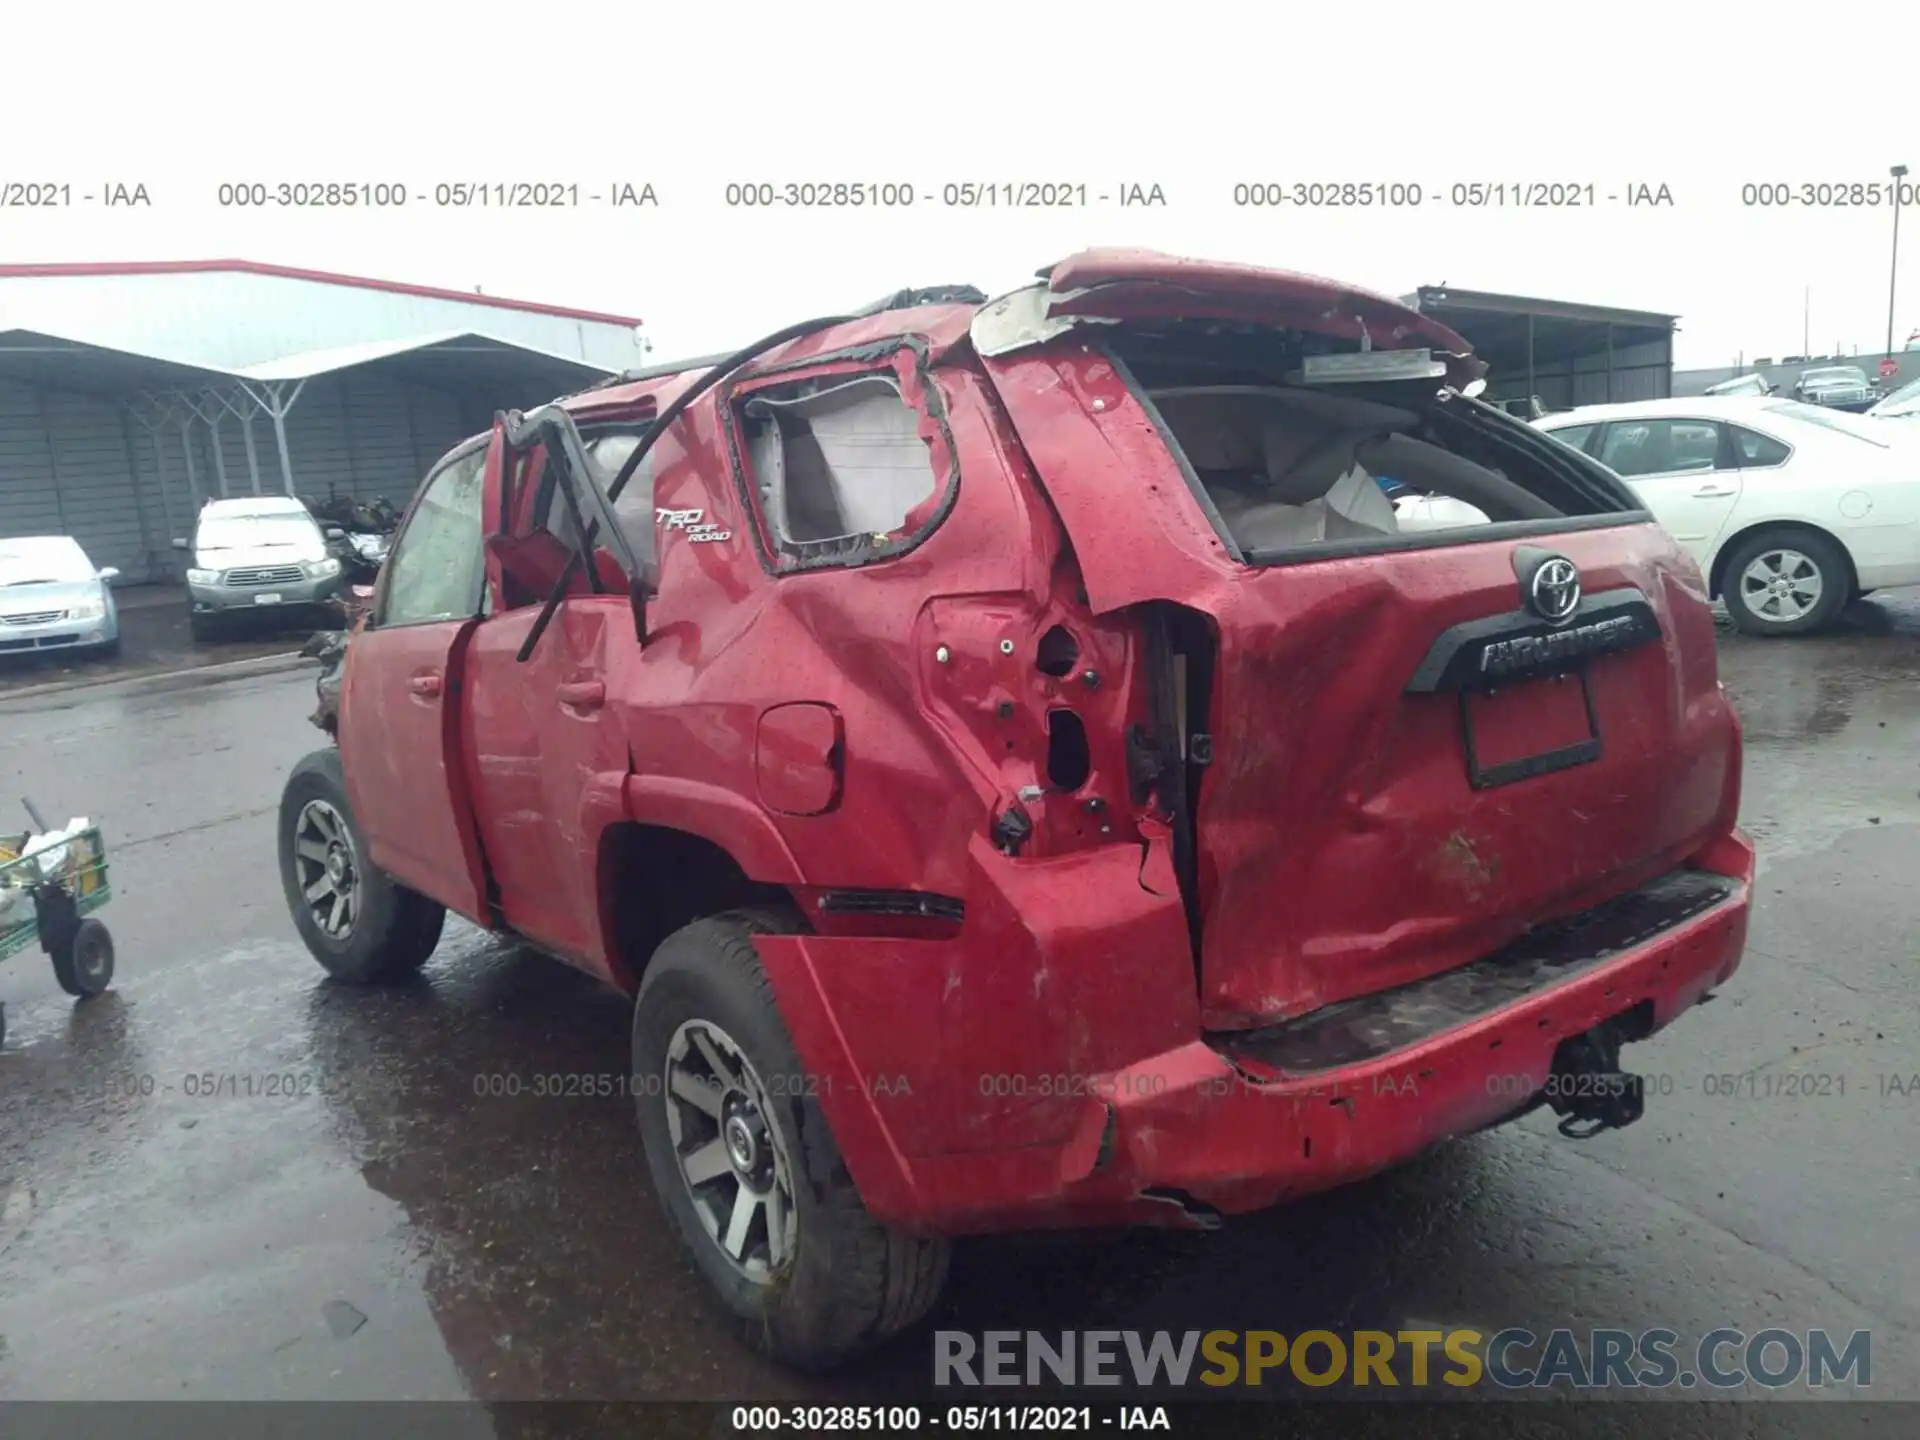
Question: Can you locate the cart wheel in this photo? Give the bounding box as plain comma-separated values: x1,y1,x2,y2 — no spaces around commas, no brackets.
53,918,115,999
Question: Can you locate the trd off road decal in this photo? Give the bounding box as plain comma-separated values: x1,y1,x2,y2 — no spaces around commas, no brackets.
655,507,732,544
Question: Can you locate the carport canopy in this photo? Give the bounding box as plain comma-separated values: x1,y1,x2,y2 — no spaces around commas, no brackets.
237,330,614,407
228,332,617,494
0,329,235,396
0,328,619,580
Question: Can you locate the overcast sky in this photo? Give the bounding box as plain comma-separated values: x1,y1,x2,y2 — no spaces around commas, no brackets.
5,2,1916,370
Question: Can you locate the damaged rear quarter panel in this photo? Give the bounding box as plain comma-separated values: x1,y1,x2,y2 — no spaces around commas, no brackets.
752,834,1196,1184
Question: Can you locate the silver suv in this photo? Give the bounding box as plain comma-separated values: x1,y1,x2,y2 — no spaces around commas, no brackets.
174,497,342,642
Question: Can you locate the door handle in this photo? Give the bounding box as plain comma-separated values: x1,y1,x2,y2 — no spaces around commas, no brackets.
558,680,606,710
1692,483,1737,498
408,672,443,698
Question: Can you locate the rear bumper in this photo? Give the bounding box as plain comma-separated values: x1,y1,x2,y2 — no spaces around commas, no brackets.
807,832,1753,1235
1063,859,1749,1222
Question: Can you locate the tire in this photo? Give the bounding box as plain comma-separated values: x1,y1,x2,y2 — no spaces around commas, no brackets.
278,747,445,983
189,611,221,644
1721,529,1850,636
632,908,951,1370
52,918,115,998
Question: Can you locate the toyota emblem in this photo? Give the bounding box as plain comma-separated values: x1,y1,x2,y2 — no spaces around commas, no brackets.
1529,557,1582,625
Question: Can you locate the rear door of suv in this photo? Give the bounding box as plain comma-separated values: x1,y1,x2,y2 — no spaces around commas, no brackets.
459,417,654,975
335,439,493,923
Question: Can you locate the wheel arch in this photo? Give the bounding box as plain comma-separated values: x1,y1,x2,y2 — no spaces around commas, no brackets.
1706,520,1859,601
597,776,806,993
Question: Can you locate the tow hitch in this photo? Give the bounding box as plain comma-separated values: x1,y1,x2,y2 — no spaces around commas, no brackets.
1545,1020,1646,1139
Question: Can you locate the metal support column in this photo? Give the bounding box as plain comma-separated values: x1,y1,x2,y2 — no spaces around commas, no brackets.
117,407,160,580
152,432,178,541
271,408,295,494
240,379,307,496
30,386,69,530
208,416,231,497
403,383,429,481
337,378,364,496
126,395,186,566
239,416,263,494
182,391,234,498
212,386,266,494
176,416,203,507
1525,312,1536,403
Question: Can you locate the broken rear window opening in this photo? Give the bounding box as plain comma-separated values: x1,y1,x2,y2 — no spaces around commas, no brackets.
1102,325,1641,567
732,369,954,571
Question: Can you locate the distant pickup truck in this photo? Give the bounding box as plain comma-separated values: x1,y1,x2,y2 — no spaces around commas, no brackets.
1793,364,1879,411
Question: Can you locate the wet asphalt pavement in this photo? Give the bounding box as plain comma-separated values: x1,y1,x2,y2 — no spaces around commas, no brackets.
0,598,1915,1428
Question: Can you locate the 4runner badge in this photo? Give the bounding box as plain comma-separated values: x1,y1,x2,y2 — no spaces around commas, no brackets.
656,507,732,544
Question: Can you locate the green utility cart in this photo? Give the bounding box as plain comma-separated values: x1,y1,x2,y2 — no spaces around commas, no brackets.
0,801,117,1050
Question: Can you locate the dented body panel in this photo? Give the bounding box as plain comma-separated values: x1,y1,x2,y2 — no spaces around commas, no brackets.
327,248,1752,1235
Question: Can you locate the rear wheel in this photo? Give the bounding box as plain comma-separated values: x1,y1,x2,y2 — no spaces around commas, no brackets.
1722,530,1849,636
279,747,444,983
632,908,950,1370
52,918,115,998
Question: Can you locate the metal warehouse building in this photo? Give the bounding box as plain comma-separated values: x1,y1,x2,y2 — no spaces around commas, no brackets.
0,261,646,582
1403,286,1677,412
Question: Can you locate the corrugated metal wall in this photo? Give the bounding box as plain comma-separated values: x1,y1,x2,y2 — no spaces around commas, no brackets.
274,376,473,508
0,379,167,580
1488,338,1673,411
0,375,486,584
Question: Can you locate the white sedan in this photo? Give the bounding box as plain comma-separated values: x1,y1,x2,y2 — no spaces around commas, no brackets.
1869,375,1920,421
1395,397,1920,634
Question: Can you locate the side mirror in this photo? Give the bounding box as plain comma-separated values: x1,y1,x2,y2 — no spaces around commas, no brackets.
97,567,121,582
171,537,189,551
324,526,347,539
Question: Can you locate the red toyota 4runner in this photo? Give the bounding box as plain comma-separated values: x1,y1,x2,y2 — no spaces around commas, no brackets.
279,250,1752,1368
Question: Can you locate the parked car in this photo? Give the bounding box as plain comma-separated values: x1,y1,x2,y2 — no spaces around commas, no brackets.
1792,364,1878,411
1527,396,1920,634
278,249,1752,1368
0,536,121,658
1705,373,1775,398
174,496,343,642
1868,374,1920,421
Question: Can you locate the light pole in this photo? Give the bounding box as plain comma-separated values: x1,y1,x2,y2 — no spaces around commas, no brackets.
1890,163,1909,359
